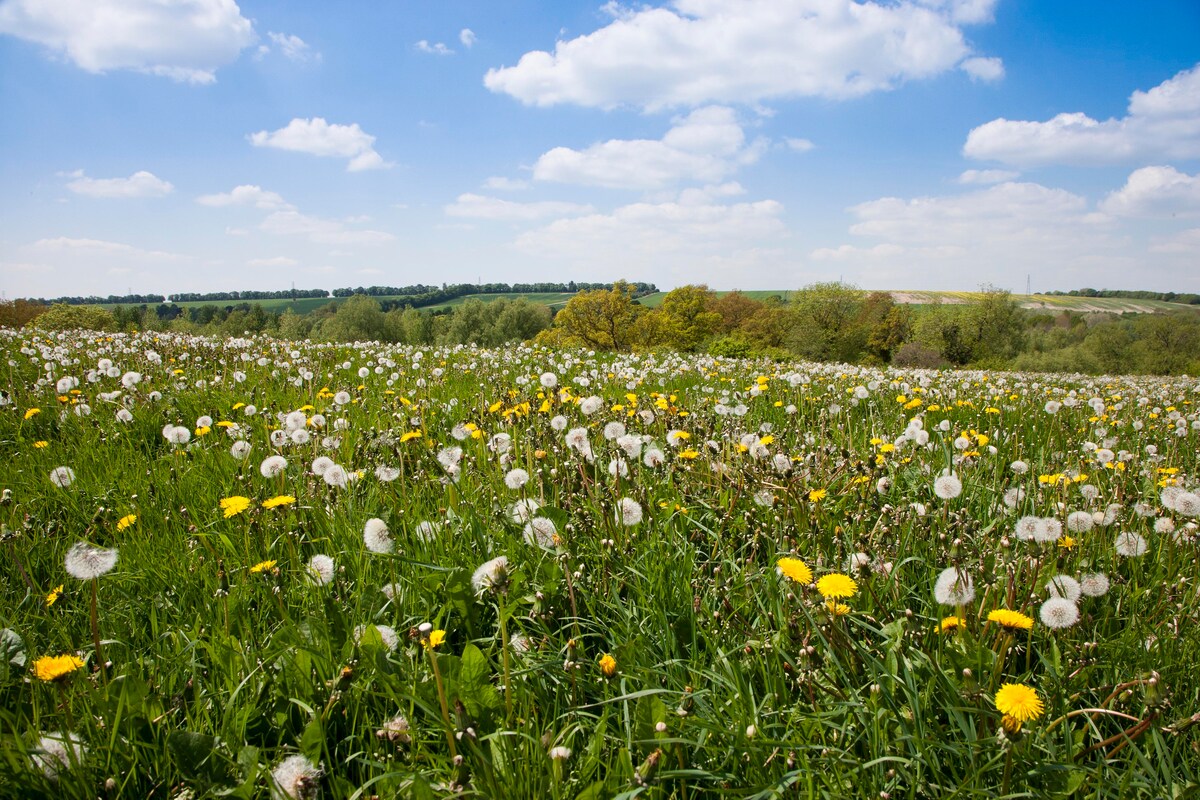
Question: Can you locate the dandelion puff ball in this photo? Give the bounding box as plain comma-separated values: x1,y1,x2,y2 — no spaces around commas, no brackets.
472,555,509,594
363,518,394,554
643,447,666,467
509,498,541,524
524,517,558,550
375,464,399,482
1032,517,1063,544
504,468,530,490
230,440,252,460
1079,572,1110,597
48,467,76,488
617,497,643,527
1045,574,1081,602
580,396,603,416
307,554,336,585
31,731,86,779
260,455,288,479
934,566,975,606
65,542,118,580
322,464,349,489
271,754,320,800
933,474,963,500
311,456,334,476
1066,510,1094,533
1039,598,1080,630
354,623,399,652
1114,531,1147,558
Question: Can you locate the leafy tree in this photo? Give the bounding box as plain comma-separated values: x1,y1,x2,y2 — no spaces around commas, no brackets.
539,281,643,351
0,299,47,328
28,303,117,332
655,285,722,351
785,282,868,362
709,291,765,333
315,294,386,342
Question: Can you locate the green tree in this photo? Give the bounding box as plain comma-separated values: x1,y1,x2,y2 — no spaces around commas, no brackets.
539,281,643,351
28,303,117,332
785,282,868,362
316,294,386,342
656,285,722,351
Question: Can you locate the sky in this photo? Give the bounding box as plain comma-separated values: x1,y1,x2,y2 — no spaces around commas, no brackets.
1,0,1198,299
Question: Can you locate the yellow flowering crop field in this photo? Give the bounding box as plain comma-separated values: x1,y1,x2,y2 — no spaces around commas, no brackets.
1,328,1199,798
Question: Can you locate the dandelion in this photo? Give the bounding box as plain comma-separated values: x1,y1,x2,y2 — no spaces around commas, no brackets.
307,554,335,585
220,495,252,518
993,683,1044,730
937,616,966,634
425,628,447,649
1045,574,1081,602
355,624,399,652
1039,598,1080,630
617,497,643,526
1033,517,1063,544
580,396,603,416
603,421,626,441
472,556,509,594
1114,531,1147,557
259,455,288,478
33,653,85,682
377,714,412,744
524,517,559,550
1079,572,1110,597
271,754,321,800
322,464,349,488
24,407,41,420
549,745,572,761
45,584,64,607
1014,515,1040,541
262,495,295,509
510,498,541,524
249,560,277,574
375,464,400,482
933,567,975,606
815,573,858,600
776,557,813,585
808,488,828,503
116,514,137,531
65,542,118,580
987,609,1034,631
539,372,558,389
311,456,334,476
599,653,617,677
48,466,75,488
505,468,530,490
643,447,666,467
933,473,963,500
363,517,394,554
1066,510,1094,533
163,425,191,445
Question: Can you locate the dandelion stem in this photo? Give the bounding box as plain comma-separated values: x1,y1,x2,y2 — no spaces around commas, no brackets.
428,649,457,759
498,592,513,723
89,579,105,679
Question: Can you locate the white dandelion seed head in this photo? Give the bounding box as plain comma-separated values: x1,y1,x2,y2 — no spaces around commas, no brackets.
450,422,471,441
1010,460,1029,475
260,455,288,478
230,440,252,460
666,429,687,447
608,458,629,479
1079,572,1110,597
269,429,287,447
1039,597,1080,630
616,433,642,459
933,566,975,606
436,447,463,470
1154,517,1175,535
524,517,559,550
243,404,257,416
381,582,402,601
1174,492,1200,518
549,745,572,761
322,464,349,488
472,555,509,594
550,414,569,431
1066,510,1094,533
643,447,666,468
65,542,118,580
48,466,76,488
164,425,191,445
1114,531,1147,558
307,554,335,585
375,464,400,482
539,372,557,389
354,624,399,652
271,754,321,800
289,428,310,446
753,489,774,507
933,474,963,500
311,456,334,476
509,498,541,524
1003,488,1025,509
1045,574,1082,603
284,411,308,432
1033,517,1063,544
876,477,892,495
489,433,512,453
504,468,530,490
363,518,394,554
617,497,643,527
378,713,411,743
603,421,626,441
333,391,351,406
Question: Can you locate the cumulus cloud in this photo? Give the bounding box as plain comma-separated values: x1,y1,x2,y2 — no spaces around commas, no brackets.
785,137,815,152
65,170,173,198
259,210,395,245
956,169,1019,185
0,0,255,83
1149,227,1200,255
960,56,1003,82
964,63,1200,165
460,28,476,48
249,118,391,172
266,31,317,62
533,106,764,190
416,40,453,55
484,0,998,110
29,236,182,260
483,176,529,191
1101,166,1200,217
445,194,595,221
196,185,294,211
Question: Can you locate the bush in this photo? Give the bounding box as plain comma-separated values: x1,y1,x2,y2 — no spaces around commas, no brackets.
892,342,949,369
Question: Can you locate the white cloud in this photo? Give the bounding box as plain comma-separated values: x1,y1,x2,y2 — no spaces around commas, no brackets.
956,169,1019,184
260,210,395,245
0,0,255,83
784,137,815,153
960,56,1003,82
1101,166,1200,217
196,185,294,211
247,256,299,267
249,118,391,172
416,40,453,56
483,176,529,191
533,106,764,190
1149,228,1200,255
445,194,595,221
484,0,997,110
964,63,1200,166
65,170,173,198
29,236,181,260
460,28,476,48
267,31,317,62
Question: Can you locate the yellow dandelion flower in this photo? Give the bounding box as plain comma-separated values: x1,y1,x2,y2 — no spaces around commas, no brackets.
33,653,85,682
116,514,137,531
678,449,699,459
987,609,1034,631
262,495,296,509
24,408,41,420
994,683,1044,726
425,629,447,650
599,653,617,677
776,557,813,585
45,584,64,607
937,616,966,634
826,601,851,616
808,488,828,502
220,495,252,518
195,426,211,436
815,573,858,600
399,431,422,443
249,559,277,574
34,440,48,448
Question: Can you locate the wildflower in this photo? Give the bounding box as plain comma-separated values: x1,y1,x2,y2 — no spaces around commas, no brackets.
933,473,963,500
1014,515,1040,541
33,653,85,682
377,714,412,744
116,514,137,531
311,456,334,476
510,498,541,523
24,407,41,420
1045,575,1081,602
271,754,321,800
599,653,617,677
776,557,813,585
505,468,530,490
307,554,335,585
249,560,277,574
230,440,252,459
616,497,643,526
363,518,394,554
31,732,85,779
643,447,666,467
1114,531,1147,558
987,609,1034,631
472,556,509,594
220,496,252,518
808,488,828,502
45,584,64,607
524,517,559,550
549,745,572,761
65,542,118,580
322,464,349,488
815,573,858,600
355,624,399,652
1033,517,1063,544
1066,511,1094,533
48,467,75,488
580,396,603,415
994,683,1044,730
375,464,400,482
933,567,975,605
422,628,446,649
1079,572,1110,597
262,495,295,509
1039,598,1080,630
260,455,288,478
937,616,966,633
163,425,191,445
34,440,48,448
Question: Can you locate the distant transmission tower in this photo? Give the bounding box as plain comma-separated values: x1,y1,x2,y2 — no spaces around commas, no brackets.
1026,274,1031,297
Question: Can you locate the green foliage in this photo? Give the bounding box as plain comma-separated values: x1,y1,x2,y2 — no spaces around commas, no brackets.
27,303,117,332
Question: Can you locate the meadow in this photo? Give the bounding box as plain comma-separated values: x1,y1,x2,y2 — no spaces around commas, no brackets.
1,328,1198,799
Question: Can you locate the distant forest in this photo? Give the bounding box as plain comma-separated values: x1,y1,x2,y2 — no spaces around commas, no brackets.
1045,288,1200,304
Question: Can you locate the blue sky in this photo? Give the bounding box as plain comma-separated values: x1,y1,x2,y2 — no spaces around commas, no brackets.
1,0,1198,299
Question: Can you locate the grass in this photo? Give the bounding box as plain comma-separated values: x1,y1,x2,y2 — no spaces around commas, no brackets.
1,329,1199,798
